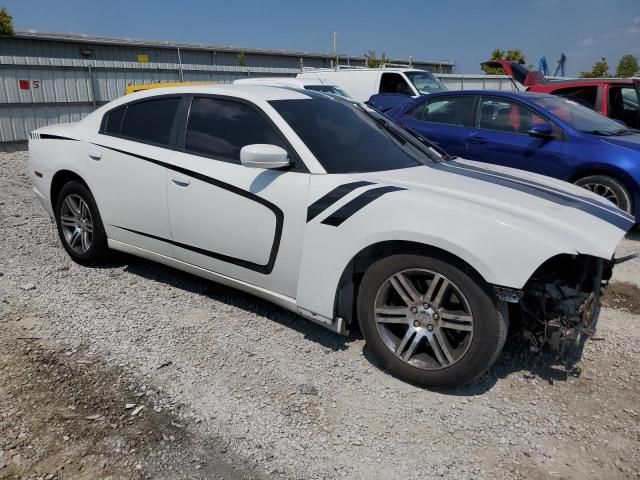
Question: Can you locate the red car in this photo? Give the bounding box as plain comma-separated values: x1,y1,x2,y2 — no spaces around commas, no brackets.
483,60,640,129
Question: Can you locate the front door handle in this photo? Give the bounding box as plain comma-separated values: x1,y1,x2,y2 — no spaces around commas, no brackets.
468,136,488,145
171,174,190,187
88,149,102,160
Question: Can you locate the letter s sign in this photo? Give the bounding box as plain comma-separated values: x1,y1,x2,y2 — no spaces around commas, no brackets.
32,80,40,89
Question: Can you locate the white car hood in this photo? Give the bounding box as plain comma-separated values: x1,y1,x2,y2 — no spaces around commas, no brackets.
350,158,635,261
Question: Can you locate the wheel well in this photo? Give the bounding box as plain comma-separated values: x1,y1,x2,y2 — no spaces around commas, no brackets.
568,168,629,189
334,241,488,330
568,168,635,208
50,170,87,209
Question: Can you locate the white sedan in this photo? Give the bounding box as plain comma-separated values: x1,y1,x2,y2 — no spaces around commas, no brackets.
28,85,635,388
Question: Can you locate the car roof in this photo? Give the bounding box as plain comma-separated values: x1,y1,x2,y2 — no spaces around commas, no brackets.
114,83,315,103
423,90,556,100
535,78,635,87
234,77,330,87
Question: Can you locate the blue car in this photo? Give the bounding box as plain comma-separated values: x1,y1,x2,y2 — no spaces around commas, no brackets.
376,90,640,221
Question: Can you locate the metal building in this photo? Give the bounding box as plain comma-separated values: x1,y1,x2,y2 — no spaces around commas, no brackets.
0,30,455,147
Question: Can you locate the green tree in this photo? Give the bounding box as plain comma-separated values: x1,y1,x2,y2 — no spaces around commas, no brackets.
615,54,639,78
364,50,388,68
580,58,609,78
0,7,15,36
237,52,246,67
481,48,526,75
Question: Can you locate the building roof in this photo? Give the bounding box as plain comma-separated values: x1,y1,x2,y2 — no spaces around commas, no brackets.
14,29,455,67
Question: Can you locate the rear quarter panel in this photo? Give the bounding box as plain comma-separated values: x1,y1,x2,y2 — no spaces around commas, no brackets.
28,132,92,219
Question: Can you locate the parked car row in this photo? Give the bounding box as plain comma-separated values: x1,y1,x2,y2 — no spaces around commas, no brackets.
483,60,640,129
28,68,637,388
376,90,640,219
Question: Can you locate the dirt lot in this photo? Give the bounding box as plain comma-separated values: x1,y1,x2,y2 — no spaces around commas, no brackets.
1,151,639,479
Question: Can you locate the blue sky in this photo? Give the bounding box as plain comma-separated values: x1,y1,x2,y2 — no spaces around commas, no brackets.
4,0,639,76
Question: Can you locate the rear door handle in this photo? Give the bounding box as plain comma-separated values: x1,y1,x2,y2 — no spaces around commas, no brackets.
88,149,102,160
171,174,190,187
468,136,488,145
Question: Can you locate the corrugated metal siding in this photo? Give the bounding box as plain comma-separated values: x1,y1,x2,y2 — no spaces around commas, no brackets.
0,104,93,143
5,34,546,144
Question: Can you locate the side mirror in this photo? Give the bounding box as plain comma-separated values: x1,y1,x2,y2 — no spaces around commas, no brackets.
527,124,553,138
240,144,290,169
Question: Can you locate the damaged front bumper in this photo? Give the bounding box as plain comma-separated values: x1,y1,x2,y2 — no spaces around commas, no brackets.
499,253,636,352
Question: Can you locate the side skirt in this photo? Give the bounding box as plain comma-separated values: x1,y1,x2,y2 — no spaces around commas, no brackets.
107,239,347,335
108,239,297,312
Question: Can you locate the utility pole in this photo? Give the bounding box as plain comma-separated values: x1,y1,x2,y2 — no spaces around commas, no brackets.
333,32,338,68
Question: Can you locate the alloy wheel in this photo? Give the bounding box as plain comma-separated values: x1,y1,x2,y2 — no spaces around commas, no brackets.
60,194,94,254
374,269,474,370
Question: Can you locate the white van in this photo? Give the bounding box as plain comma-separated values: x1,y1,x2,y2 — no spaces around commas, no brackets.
233,77,353,99
297,66,447,103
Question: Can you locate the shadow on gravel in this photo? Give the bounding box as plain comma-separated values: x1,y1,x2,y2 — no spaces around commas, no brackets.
95,244,634,396
106,252,354,353
453,336,589,396
360,333,588,396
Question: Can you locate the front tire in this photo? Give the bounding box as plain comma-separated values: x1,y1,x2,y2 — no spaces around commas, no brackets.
54,181,109,265
357,254,507,389
574,175,633,214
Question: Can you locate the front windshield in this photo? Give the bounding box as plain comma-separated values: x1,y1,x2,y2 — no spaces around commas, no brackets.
270,98,438,173
304,85,353,99
404,71,448,95
531,96,632,135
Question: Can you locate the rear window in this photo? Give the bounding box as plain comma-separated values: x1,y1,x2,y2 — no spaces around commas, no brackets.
119,97,181,146
103,106,126,135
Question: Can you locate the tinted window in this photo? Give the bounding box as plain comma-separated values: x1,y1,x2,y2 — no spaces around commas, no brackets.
270,98,428,174
120,97,181,145
185,97,287,163
304,85,352,99
419,96,475,126
553,86,598,109
380,73,413,95
408,103,426,119
103,106,125,135
609,86,640,128
477,98,549,134
531,96,632,135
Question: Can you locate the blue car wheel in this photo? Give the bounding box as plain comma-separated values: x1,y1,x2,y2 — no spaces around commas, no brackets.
574,175,634,214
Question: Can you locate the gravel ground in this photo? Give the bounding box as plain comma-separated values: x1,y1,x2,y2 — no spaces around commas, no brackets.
1,150,639,479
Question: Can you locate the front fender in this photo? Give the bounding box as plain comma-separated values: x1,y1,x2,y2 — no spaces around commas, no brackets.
295,191,600,319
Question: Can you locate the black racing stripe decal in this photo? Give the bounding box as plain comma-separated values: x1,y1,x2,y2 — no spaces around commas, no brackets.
112,225,276,274
95,143,283,275
306,181,375,222
321,186,406,227
447,160,635,221
39,134,79,141
435,162,634,230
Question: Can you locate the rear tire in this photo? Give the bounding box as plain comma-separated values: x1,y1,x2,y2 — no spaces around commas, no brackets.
574,175,633,214
54,181,109,265
357,254,507,389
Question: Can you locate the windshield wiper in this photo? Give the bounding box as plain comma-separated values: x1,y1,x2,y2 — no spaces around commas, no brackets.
583,130,614,136
403,126,456,161
612,128,633,136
